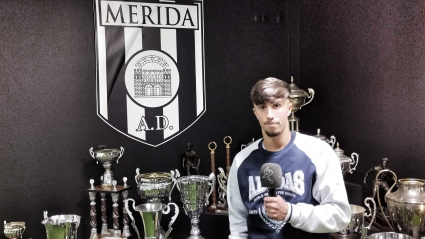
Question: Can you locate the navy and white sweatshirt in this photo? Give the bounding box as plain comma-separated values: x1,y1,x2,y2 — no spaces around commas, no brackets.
227,132,350,239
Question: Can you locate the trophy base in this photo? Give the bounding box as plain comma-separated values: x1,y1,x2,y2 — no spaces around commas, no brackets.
100,184,113,189
188,236,204,239
215,209,228,215
98,229,131,239
207,206,217,213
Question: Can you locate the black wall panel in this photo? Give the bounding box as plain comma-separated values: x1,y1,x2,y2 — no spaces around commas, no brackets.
0,0,289,238
298,0,425,199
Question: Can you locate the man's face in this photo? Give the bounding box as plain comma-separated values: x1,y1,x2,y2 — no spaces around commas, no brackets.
253,98,292,138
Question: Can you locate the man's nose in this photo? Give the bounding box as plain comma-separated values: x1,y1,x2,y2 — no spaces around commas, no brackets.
266,107,274,118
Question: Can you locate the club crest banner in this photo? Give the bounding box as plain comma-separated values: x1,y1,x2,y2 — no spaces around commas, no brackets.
94,0,206,147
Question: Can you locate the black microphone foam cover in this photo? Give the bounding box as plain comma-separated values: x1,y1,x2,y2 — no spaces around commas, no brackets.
260,163,283,188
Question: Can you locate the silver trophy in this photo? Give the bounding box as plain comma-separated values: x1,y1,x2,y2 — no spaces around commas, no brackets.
332,197,376,238
333,143,359,177
314,129,336,149
176,173,216,239
288,76,315,132
125,200,178,239
4,221,25,239
375,169,425,238
135,169,180,202
41,211,81,239
89,146,124,188
126,169,180,239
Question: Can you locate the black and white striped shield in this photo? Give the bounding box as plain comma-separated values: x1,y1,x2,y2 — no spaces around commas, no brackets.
94,0,206,147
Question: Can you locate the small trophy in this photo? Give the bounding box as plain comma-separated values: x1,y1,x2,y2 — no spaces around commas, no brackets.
288,76,315,132
41,211,81,239
314,129,336,149
4,221,25,239
89,146,124,188
176,173,216,239
334,142,359,177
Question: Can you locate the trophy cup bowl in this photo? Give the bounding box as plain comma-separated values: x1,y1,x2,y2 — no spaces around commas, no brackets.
41,212,81,239
4,221,25,239
386,178,425,238
125,199,179,239
89,146,124,188
135,170,179,203
176,173,215,239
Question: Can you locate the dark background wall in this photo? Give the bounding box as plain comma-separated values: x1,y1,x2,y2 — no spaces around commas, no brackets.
0,0,424,239
297,0,425,199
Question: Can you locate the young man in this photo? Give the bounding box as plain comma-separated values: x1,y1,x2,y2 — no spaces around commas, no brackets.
227,77,350,239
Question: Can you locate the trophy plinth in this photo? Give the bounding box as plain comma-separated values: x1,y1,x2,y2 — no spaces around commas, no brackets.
90,147,124,189
87,178,132,239
176,174,216,239
288,76,314,132
4,221,25,239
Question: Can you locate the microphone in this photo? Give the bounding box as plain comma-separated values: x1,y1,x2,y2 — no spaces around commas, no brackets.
260,163,283,197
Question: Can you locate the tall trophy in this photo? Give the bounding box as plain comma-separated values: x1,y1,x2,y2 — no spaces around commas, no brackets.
41,211,81,239
176,173,216,239
125,169,180,239
288,76,315,132
89,146,124,188
216,136,232,212
4,221,25,239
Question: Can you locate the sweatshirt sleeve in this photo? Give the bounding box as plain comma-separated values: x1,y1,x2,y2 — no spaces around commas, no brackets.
227,157,248,239
288,143,351,233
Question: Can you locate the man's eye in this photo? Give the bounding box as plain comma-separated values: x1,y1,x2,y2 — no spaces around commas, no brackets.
259,106,265,109
274,104,281,108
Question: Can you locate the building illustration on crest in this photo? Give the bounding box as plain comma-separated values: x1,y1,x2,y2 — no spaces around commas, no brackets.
134,55,172,98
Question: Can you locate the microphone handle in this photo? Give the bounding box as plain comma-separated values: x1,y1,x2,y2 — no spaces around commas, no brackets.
269,188,277,197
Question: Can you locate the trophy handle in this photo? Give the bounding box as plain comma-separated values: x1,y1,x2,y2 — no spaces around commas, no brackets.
374,169,397,232
299,88,315,109
89,147,96,161
124,198,136,223
206,173,216,206
162,202,179,239
349,152,359,174
362,197,376,230
169,169,180,202
116,146,124,163
329,136,336,149
125,198,141,239
135,168,140,183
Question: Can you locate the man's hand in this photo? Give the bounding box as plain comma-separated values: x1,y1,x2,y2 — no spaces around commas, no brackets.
263,195,288,220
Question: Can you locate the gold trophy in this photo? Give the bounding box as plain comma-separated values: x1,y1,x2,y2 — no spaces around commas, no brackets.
288,76,315,131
